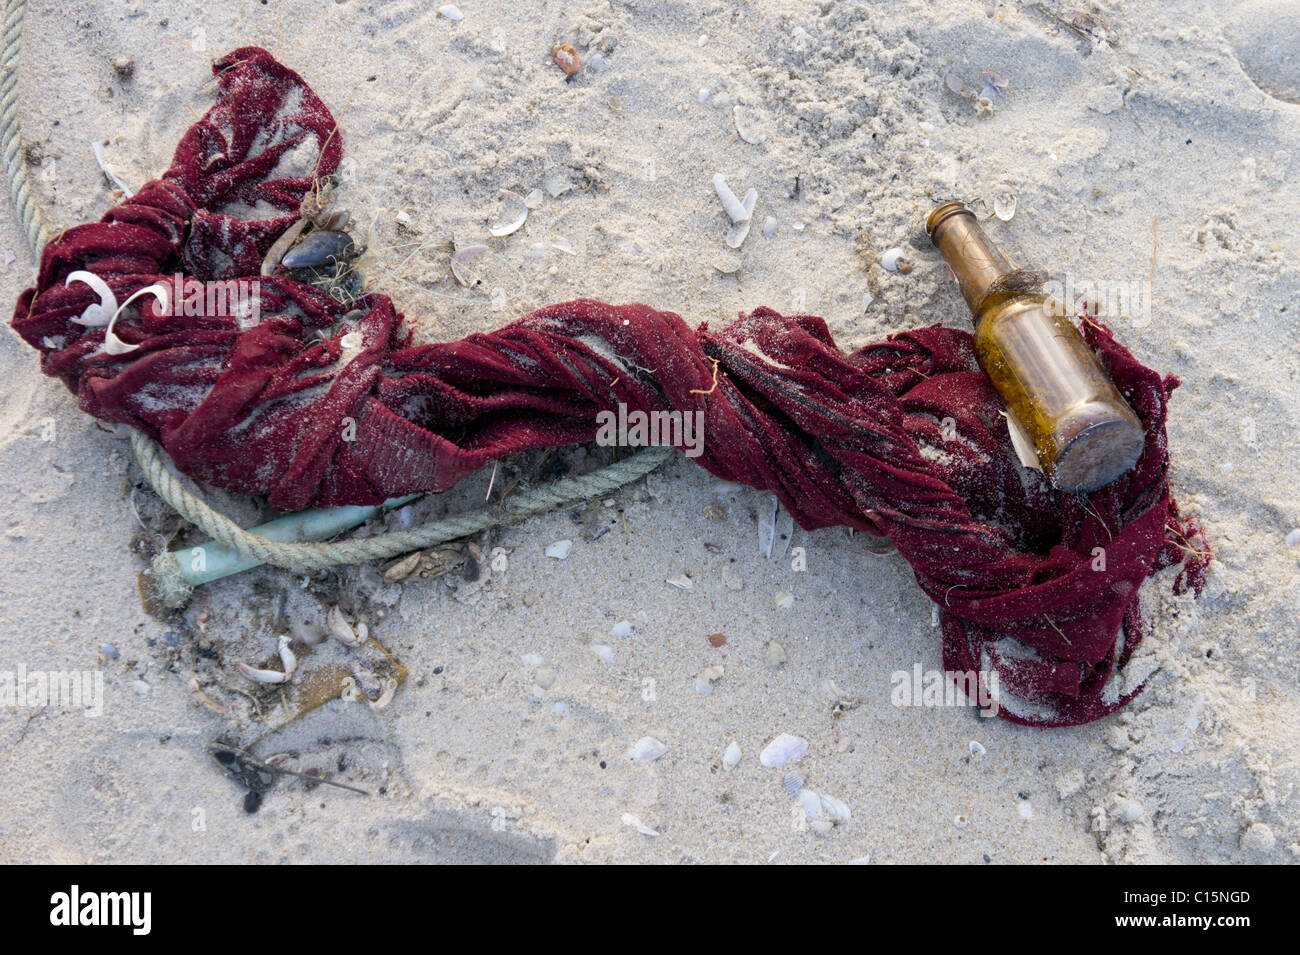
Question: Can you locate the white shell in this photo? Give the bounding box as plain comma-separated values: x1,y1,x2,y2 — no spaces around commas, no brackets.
450,244,491,286
438,4,463,21
545,539,573,559
819,792,852,824
621,813,660,836
612,620,633,638
722,741,742,768
327,605,364,647
760,733,808,768
796,788,824,820
237,661,290,684
761,216,779,238
993,193,1017,221
524,188,545,209
774,590,794,608
665,575,693,590
590,643,615,663
969,740,987,757
489,190,528,237
627,736,668,761
783,772,805,794
65,271,116,326
712,174,751,224
881,247,908,272
1285,528,1300,546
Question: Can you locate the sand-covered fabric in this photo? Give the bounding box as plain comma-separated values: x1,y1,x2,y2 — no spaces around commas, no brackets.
10,48,1208,727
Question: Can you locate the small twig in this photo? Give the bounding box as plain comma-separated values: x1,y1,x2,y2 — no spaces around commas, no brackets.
1042,614,1072,646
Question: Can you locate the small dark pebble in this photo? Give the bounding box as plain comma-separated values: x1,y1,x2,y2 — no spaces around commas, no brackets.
243,790,263,813
432,666,444,675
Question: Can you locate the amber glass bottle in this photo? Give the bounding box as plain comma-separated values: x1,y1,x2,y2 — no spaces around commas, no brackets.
926,201,1144,493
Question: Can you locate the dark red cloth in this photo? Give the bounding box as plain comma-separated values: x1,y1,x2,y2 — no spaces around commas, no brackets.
10,47,1208,727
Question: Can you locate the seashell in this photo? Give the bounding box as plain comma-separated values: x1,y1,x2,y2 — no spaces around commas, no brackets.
327,605,364,647
783,772,806,794
993,193,1017,221
612,620,633,638
489,190,529,237
282,230,356,269
626,736,669,761
881,247,910,272
367,676,399,710
450,244,491,286
665,574,694,590
533,665,556,689
819,792,852,824
796,788,824,820
65,271,116,326
524,188,545,209
1287,528,1300,546
762,216,779,238
712,174,751,224
722,741,742,769
552,43,580,76
545,539,573,559
774,590,794,608
621,813,659,836
277,635,297,676
969,740,987,757
733,104,768,144
591,643,615,663
383,550,422,582
237,661,290,684
759,733,808,768
99,643,119,661
438,4,463,21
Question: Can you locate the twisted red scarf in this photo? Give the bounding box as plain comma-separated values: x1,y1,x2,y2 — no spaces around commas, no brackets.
10,48,1207,726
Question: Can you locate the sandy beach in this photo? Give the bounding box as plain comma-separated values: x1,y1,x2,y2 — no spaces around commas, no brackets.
1,0,1297,864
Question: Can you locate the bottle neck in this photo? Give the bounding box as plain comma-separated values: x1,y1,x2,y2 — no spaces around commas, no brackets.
926,202,1018,320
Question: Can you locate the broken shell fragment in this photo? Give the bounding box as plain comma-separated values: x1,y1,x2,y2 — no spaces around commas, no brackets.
450,244,491,286
712,174,751,224
993,193,1017,221
489,190,529,237
327,605,365,648
552,43,580,76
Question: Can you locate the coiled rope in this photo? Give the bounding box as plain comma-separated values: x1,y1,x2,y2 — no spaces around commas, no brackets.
2,0,671,603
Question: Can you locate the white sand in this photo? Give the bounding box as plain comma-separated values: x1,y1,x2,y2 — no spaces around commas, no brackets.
1,0,1297,863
